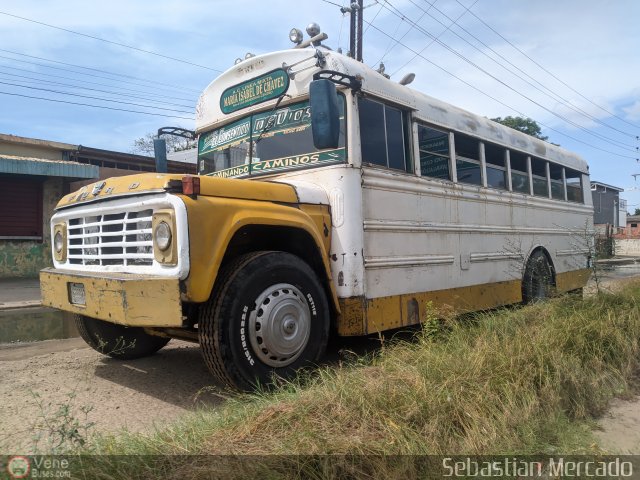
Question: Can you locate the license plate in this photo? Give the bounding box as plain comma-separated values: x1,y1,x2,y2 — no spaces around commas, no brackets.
68,282,86,305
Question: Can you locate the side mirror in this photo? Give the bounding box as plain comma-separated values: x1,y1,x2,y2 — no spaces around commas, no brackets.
309,79,340,150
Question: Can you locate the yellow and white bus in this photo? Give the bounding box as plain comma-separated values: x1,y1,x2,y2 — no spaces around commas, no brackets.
41,31,592,389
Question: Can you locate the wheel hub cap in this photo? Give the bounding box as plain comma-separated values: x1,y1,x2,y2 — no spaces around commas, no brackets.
248,283,311,367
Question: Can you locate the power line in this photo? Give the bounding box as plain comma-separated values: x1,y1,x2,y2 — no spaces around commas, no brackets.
363,2,385,36
0,53,198,100
377,1,638,155
319,0,344,7
389,0,477,75
362,19,637,160
0,48,201,95
0,11,222,73
0,69,194,109
0,90,194,120
0,80,194,114
454,0,640,131
0,63,195,103
412,0,638,141
371,10,407,66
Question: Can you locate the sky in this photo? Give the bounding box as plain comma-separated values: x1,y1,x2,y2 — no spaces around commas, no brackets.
1,0,639,209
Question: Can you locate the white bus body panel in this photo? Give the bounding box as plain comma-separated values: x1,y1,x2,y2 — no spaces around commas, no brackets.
361,168,592,300
197,47,592,306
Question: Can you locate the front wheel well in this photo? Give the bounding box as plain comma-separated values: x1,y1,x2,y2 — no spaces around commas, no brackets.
218,224,336,315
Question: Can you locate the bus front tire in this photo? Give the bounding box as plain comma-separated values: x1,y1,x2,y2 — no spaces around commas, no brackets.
198,251,330,390
522,251,554,303
75,314,170,359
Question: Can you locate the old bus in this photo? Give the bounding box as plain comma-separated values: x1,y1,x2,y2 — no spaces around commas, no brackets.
41,31,592,389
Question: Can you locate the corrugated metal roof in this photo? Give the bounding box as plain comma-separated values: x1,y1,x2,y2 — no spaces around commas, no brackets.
0,154,98,179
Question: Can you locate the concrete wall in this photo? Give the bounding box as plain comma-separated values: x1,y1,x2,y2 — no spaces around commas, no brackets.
0,177,64,278
614,238,640,257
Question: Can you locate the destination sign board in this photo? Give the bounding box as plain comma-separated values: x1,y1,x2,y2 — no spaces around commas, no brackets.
220,69,290,114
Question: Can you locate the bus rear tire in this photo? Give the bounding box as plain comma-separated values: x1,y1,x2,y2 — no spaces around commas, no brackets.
522,251,554,303
75,314,170,359
198,251,330,390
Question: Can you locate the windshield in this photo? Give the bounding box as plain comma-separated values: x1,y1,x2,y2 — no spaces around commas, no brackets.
198,96,346,178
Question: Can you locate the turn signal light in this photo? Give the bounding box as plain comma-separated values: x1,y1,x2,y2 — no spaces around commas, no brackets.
182,175,200,196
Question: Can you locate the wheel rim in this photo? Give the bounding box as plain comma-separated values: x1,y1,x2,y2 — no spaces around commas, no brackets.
248,283,311,367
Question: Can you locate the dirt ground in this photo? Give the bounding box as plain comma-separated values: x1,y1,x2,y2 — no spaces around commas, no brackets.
0,339,225,454
1,267,640,454
594,397,640,453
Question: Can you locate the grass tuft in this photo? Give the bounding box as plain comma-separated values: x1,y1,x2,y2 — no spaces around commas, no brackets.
80,284,640,477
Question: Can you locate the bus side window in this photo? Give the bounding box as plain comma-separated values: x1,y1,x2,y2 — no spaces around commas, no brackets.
510,151,529,194
455,133,481,186
549,163,565,200
531,157,549,197
484,142,507,190
358,97,411,172
418,124,451,180
565,169,584,203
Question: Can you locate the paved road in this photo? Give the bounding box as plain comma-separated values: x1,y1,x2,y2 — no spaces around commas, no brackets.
0,278,41,308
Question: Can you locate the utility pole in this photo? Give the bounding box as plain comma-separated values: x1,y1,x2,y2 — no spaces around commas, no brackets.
356,0,363,62
345,0,364,62
349,3,356,59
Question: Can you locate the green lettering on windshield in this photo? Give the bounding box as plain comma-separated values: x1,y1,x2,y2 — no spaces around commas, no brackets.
199,97,347,178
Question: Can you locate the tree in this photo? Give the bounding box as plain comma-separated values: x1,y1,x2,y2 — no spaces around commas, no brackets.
131,132,195,156
490,116,548,141
634,208,640,216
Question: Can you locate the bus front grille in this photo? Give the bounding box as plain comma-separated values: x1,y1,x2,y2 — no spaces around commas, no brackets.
67,209,154,266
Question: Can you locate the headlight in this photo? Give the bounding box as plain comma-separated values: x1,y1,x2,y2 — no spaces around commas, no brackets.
53,223,67,262
54,231,64,253
154,221,172,251
152,210,177,265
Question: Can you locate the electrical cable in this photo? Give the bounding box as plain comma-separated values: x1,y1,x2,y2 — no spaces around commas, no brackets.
453,0,640,131
389,0,477,76
363,19,637,160
0,62,196,102
0,90,194,120
0,48,203,94
373,0,444,68
0,70,194,109
378,1,638,155
0,80,194,114
410,0,638,140
318,0,344,8
0,11,221,73
0,54,198,99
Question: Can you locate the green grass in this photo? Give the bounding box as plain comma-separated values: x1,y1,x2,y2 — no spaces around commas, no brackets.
78,284,640,477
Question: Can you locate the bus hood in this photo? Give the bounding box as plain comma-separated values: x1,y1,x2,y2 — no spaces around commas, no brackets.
56,173,328,210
